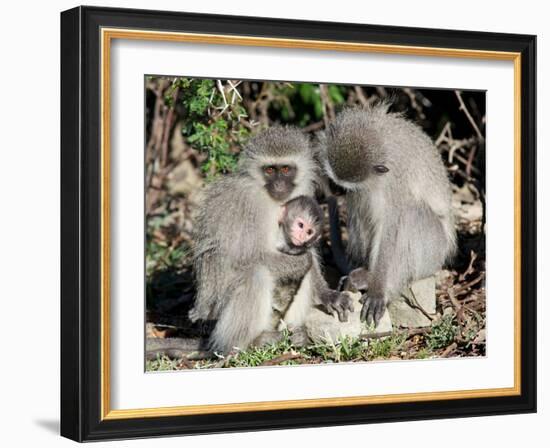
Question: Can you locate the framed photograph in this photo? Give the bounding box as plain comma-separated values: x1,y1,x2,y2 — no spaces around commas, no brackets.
60,6,536,441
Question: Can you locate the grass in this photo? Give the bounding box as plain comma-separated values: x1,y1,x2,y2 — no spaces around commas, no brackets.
367,332,408,359
146,329,437,372
146,355,186,372
425,315,457,350
414,348,432,359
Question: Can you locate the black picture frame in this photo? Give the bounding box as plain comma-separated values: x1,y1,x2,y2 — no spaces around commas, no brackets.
61,5,536,442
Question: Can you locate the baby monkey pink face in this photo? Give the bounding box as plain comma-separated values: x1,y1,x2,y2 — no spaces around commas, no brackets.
279,196,324,253
289,215,317,246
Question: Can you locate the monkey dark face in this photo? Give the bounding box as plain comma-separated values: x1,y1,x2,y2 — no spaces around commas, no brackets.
262,164,297,202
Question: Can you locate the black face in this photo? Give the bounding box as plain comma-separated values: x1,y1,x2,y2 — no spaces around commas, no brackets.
262,164,297,201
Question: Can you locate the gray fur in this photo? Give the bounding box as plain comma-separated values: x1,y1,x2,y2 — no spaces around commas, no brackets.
189,126,353,354
319,104,456,324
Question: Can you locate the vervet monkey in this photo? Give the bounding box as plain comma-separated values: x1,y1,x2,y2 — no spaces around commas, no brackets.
147,195,336,359
189,126,353,354
319,104,456,325
276,195,323,256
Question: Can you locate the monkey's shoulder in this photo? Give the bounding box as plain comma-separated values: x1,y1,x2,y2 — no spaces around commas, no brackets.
199,173,251,198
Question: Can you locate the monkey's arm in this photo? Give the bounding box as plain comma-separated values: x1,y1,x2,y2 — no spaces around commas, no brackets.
263,251,313,281
361,203,451,326
358,211,402,325
310,254,354,322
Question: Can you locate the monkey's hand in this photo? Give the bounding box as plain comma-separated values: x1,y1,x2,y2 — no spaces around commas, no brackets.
342,267,370,292
360,293,386,327
320,289,354,322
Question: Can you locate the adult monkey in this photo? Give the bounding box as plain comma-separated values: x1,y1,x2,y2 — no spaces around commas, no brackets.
189,126,353,354
320,104,456,326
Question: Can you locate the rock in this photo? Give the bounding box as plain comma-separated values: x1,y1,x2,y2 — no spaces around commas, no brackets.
388,298,431,328
388,276,436,328
305,275,437,342
452,183,483,222
473,329,486,344
305,291,392,343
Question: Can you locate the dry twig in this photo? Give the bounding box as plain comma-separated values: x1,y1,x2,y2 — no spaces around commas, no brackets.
261,352,303,366
455,90,484,141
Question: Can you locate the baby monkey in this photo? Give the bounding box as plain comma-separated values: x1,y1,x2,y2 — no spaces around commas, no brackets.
256,195,324,346
277,196,323,256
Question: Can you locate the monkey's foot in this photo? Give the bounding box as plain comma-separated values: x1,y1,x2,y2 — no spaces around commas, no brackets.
344,267,370,292
289,326,310,347
360,294,386,326
251,330,284,348
321,290,355,322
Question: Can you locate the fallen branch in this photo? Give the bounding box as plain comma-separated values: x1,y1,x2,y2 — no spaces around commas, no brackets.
361,327,431,341
406,287,436,321
261,352,302,366
453,272,485,295
302,121,325,133
441,342,458,358
459,250,478,281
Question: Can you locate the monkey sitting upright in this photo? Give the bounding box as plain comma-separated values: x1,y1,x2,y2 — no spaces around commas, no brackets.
189,126,353,354
319,104,456,326
147,194,339,359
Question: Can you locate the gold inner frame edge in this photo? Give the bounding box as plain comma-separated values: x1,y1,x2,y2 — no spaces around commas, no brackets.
100,27,522,420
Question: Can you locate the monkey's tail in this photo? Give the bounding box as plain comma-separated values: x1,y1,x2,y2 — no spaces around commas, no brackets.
146,337,212,361
327,196,352,275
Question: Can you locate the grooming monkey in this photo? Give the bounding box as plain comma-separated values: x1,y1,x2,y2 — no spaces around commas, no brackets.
189,126,353,354
319,104,456,326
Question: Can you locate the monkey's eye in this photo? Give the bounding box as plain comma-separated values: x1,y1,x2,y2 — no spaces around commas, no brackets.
280,165,290,175
298,221,304,229
307,229,313,236
373,165,389,174
264,166,275,175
